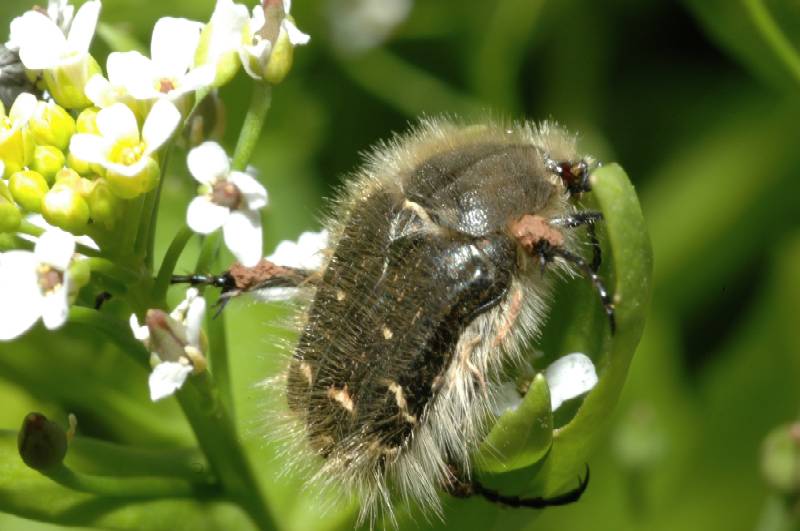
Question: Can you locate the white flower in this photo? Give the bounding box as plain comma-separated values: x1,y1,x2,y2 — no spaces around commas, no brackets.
86,17,213,108
194,0,250,85
129,287,207,401
24,214,99,250
544,352,598,411
69,99,180,177
492,352,598,415
0,228,76,340
240,0,310,80
186,141,268,267
8,0,100,70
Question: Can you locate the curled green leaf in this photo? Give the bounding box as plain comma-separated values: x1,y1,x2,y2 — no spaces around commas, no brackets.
475,164,653,495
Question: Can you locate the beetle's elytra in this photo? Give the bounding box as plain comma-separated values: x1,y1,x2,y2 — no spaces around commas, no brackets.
277,119,611,525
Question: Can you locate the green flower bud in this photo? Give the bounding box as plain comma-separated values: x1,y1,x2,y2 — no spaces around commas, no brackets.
75,107,100,134
68,259,91,294
29,100,76,150
9,170,49,212
182,91,226,148
195,23,245,87
66,151,91,175
106,156,160,199
264,29,294,85
0,124,34,178
761,422,800,496
43,54,102,110
0,182,22,232
41,183,91,234
18,412,68,471
54,167,82,187
87,179,121,230
31,145,66,184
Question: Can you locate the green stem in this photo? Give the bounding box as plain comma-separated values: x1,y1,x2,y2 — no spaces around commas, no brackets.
84,257,139,284
68,307,150,369
231,84,273,171
141,145,175,270
44,464,216,499
744,0,800,87
121,195,145,261
153,226,194,303
176,374,276,530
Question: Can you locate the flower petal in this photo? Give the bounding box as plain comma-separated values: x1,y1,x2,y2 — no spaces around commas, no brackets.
13,11,65,69
267,229,328,269
66,0,101,54
151,17,203,78
34,229,76,270
107,51,158,100
544,352,598,412
68,133,107,164
85,74,116,108
223,209,262,266
97,103,140,144
142,99,181,154
149,361,193,401
129,313,150,342
40,284,69,330
187,141,230,184
0,251,43,341
9,92,37,125
228,171,268,210
186,197,229,234
184,294,206,347
283,19,310,46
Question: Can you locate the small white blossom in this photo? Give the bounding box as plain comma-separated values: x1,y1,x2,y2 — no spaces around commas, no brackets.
129,288,207,401
195,0,250,84
252,229,329,301
186,141,268,267
545,352,598,411
86,17,213,108
24,214,99,250
8,0,100,70
0,228,76,340
240,0,310,80
68,99,180,177
491,352,598,415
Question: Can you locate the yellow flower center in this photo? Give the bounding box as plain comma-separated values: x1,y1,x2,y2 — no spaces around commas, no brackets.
110,139,147,166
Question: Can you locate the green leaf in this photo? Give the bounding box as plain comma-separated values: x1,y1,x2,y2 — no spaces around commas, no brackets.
475,374,553,473
475,164,652,496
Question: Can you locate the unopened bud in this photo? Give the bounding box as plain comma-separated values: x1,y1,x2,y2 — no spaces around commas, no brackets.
29,100,76,150
31,145,66,183
75,107,100,135
9,169,49,212
145,309,190,363
87,179,120,230
0,181,22,232
41,183,90,234
182,91,226,148
17,412,68,471
263,28,294,85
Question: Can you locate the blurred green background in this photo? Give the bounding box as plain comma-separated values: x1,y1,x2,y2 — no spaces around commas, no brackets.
1,0,800,529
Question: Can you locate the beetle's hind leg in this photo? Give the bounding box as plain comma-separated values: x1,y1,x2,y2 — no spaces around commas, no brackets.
444,465,590,508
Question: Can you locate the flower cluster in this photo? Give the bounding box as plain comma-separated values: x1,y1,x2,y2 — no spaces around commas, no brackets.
0,0,309,398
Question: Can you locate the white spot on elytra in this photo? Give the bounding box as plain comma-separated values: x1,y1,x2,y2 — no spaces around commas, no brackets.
382,326,393,340
327,384,355,412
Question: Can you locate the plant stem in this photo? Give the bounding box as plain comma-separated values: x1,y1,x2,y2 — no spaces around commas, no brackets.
176,373,276,530
231,85,272,171
44,464,217,499
153,226,194,303
84,257,139,285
